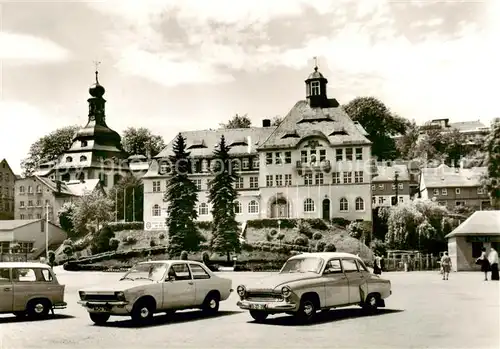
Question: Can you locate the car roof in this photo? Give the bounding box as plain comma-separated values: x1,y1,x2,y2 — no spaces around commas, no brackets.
137,260,203,265
288,252,363,260
0,262,52,269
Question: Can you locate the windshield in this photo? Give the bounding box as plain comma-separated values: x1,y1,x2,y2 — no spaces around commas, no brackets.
121,263,168,281
280,257,323,274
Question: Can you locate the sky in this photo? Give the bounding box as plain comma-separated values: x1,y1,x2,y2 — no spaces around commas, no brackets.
0,0,498,175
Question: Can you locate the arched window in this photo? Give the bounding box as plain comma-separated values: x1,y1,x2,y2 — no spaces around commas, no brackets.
234,200,242,214
199,203,209,216
248,200,259,214
36,185,41,193
66,156,73,163
355,197,365,211
80,155,87,162
27,186,33,194
152,204,161,216
303,198,315,212
340,198,348,212
80,140,88,147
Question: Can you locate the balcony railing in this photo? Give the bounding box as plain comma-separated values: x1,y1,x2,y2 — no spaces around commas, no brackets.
295,160,331,175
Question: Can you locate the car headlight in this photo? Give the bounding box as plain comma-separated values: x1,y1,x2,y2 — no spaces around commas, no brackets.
79,291,86,300
236,285,246,297
281,286,292,298
115,291,126,301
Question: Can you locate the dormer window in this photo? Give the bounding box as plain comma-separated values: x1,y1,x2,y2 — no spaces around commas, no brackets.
311,81,320,95
66,156,73,163
80,155,87,162
81,140,88,147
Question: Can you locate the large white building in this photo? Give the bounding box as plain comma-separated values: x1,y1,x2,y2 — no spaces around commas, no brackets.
143,66,373,231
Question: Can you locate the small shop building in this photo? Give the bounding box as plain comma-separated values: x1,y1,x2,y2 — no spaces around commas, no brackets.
445,210,500,271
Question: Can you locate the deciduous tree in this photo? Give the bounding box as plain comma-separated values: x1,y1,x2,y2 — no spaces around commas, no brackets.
208,136,241,261
71,190,114,235
58,202,77,238
481,118,500,209
121,127,165,157
220,113,251,129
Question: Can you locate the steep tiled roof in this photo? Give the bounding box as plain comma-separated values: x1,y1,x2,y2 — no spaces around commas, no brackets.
445,211,500,238
64,179,101,196
258,100,371,150
372,164,410,182
156,127,275,158
421,164,487,188
0,219,40,231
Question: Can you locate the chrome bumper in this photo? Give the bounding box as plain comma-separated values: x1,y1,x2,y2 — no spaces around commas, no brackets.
53,302,67,309
237,300,297,312
77,300,131,314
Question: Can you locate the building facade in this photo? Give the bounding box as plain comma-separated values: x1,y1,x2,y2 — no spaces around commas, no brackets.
143,66,373,231
371,164,411,207
419,164,490,211
0,159,16,220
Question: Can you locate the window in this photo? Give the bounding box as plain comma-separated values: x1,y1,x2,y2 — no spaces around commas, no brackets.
315,173,324,185
232,159,240,171
398,183,404,190
13,268,37,282
80,140,88,147
66,156,73,163
152,181,161,192
355,197,365,211
379,184,385,190
234,201,242,214
343,172,352,184
355,148,363,160
248,200,259,214
300,150,308,163
341,259,359,273
432,189,439,196
356,260,369,272
20,214,25,219
345,148,353,161
324,259,343,274
235,177,244,189
477,187,484,194
372,197,376,204
28,186,33,194
99,173,108,186
80,155,87,162
275,152,282,165
335,149,343,161
152,204,161,216
371,184,376,190
249,176,258,189
266,153,273,165
472,242,483,259
284,174,292,186
170,264,191,281
332,172,340,184
441,188,447,195
20,201,25,207
28,200,33,207
319,149,326,162
354,171,363,183
189,264,210,280
455,188,461,194
392,184,396,190
252,157,259,169
455,201,466,207
41,269,53,281
19,186,25,193
399,197,404,203
36,185,41,193
304,198,315,212
199,203,209,215
304,173,313,185
201,160,208,172
284,152,292,164
36,200,41,206
194,179,202,190
36,214,41,219
0,268,10,283
242,158,249,169
340,198,349,212
311,81,320,95
266,175,273,187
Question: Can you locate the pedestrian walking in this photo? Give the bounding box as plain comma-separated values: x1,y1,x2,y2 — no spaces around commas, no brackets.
440,252,451,280
488,247,499,281
476,247,490,281
373,255,382,275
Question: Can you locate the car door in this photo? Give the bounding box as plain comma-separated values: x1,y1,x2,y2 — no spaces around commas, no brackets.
0,267,13,312
11,267,61,311
188,263,212,306
341,258,365,304
162,263,196,309
321,259,349,307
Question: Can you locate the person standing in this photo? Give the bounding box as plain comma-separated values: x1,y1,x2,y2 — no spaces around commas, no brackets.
488,247,499,281
373,255,382,275
476,247,490,281
440,252,451,280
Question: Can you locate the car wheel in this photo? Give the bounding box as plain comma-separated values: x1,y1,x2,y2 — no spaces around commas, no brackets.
249,310,268,322
202,292,220,315
131,300,155,324
89,313,110,325
295,297,317,323
363,294,379,313
27,299,50,319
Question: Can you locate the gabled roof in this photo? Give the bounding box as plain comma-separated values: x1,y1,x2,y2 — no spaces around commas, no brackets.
0,219,41,231
445,211,500,238
372,164,410,182
258,100,371,150
17,176,101,196
420,165,487,188
1,158,16,176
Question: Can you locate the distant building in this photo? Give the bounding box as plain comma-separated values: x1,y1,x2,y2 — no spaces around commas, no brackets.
419,118,490,147
371,164,411,207
0,159,16,220
0,219,67,262
143,65,373,231
419,164,490,211
445,210,500,271
14,176,103,223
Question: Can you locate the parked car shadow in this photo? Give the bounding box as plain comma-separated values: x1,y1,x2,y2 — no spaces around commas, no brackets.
251,308,404,326
98,310,242,328
0,314,75,324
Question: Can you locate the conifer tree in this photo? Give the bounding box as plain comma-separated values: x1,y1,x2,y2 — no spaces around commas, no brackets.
208,135,241,261
482,119,500,209
165,133,203,257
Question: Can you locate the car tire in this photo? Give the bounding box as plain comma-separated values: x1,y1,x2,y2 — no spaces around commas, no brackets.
249,310,268,322
26,299,50,319
295,297,317,323
362,294,379,313
89,313,110,325
131,300,155,324
202,292,220,315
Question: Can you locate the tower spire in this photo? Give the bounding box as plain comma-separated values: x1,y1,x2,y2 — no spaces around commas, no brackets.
313,56,318,70
93,60,101,84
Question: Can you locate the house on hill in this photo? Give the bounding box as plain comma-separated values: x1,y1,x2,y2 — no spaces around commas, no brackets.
445,210,500,271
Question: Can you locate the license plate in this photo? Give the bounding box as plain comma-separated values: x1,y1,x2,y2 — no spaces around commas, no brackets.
91,306,108,312
250,303,266,310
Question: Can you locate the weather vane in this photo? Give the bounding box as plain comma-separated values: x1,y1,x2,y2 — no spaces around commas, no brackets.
93,60,101,82
313,56,318,68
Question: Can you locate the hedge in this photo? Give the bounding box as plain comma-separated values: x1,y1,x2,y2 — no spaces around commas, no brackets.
107,222,144,232
331,217,351,227
246,218,329,230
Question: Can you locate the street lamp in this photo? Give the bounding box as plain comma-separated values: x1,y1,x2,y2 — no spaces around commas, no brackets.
277,219,281,237
45,202,50,260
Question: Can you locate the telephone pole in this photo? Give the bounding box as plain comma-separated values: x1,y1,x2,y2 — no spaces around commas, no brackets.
393,171,400,206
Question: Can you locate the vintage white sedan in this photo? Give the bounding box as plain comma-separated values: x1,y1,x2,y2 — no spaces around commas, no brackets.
236,252,392,323
77,260,233,325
